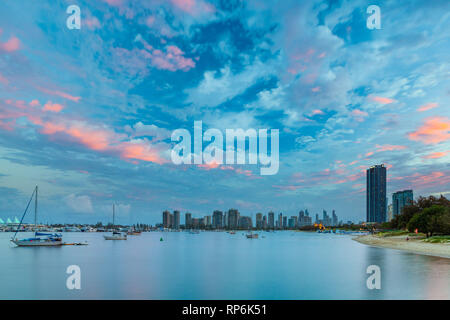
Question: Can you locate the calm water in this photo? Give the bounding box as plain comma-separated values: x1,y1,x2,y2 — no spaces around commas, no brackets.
0,231,449,299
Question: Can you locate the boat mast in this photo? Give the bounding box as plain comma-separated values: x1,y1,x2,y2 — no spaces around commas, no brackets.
35,185,38,231
113,203,115,229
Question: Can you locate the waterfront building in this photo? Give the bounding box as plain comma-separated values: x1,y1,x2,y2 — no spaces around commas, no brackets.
299,210,305,223
298,210,312,227
278,213,283,229
227,209,240,229
366,164,387,223
282,216,287,229
212,210,223,229
262,215,267,229
289,216,298,228
205,215,211,228
332,210,338,227
163,210,172,228
322,210,332,226
268,211,275,229
185,212,192,228
238,216,252,229
192,218,199,228
173,210,180,229
392,190,413,217
256,213,263,229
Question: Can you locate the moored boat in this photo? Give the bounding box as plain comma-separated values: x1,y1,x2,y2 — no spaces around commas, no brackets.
104,204,127,240
246,231,258,239
10,186,63,247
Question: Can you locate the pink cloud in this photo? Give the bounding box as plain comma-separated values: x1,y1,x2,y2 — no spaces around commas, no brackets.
423,151,449,159
417,102,438,112
171,0,196,13
37,86,81,102
375,144,407,152
1,36,20,52
102,0,123,6
408,117,450,144
351,109,369,122
1,98,167,164
85,17,101,30
142,42,195,71
369,95,395,104
311,109,325,115
29,100,40,107
43,102,64,113
197,161,220,170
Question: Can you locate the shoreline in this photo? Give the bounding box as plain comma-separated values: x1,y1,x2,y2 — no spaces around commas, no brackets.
354,234,450,259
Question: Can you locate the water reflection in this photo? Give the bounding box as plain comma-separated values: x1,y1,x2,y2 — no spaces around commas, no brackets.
0,232,448,299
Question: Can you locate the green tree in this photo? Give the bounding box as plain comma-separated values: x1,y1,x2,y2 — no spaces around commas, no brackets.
407,205,450,237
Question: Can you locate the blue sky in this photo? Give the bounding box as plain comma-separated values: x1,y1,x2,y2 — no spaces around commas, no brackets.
0,0,449,225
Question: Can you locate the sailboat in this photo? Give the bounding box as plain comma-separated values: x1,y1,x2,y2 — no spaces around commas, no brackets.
104,204,127,240
246,231,258,239
11,186,63,247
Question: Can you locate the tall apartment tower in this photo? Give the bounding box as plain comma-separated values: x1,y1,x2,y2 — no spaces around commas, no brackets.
227,209,240,229
163,210,172,228
212,210,223,229
185,212,192,228
366,164,387,223
173,210,180,229
268,211,275,229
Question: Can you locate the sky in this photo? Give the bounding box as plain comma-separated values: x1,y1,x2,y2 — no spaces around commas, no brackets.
0,0,449,225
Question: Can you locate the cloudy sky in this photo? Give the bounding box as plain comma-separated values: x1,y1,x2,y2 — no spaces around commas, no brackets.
0,0,449,225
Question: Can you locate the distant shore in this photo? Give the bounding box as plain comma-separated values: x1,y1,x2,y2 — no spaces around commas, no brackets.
354,234,450,259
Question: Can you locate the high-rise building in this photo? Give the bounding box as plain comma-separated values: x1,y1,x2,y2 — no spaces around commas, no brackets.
282,216,287,229
392,190,413,217
299,210,305,224
278,213,283,229
212,210,223,229
289,216,298,228
299,209,312,227
322,210,331,226
227,209,239,229
332,210,338,226
256,213,263,229
163,210,172,228
185,212,192,228
238,216,252,229
262,215,267,229
173,210,180,229
223,212,227,228
205,215,211,227
268,211,275,229
367,164,387,223
315,213,320,224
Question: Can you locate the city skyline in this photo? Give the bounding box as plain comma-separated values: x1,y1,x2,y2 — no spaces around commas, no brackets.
161,207,343,229
0,0,449,225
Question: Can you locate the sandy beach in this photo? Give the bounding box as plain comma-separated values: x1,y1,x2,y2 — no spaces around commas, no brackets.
354,234,450,259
